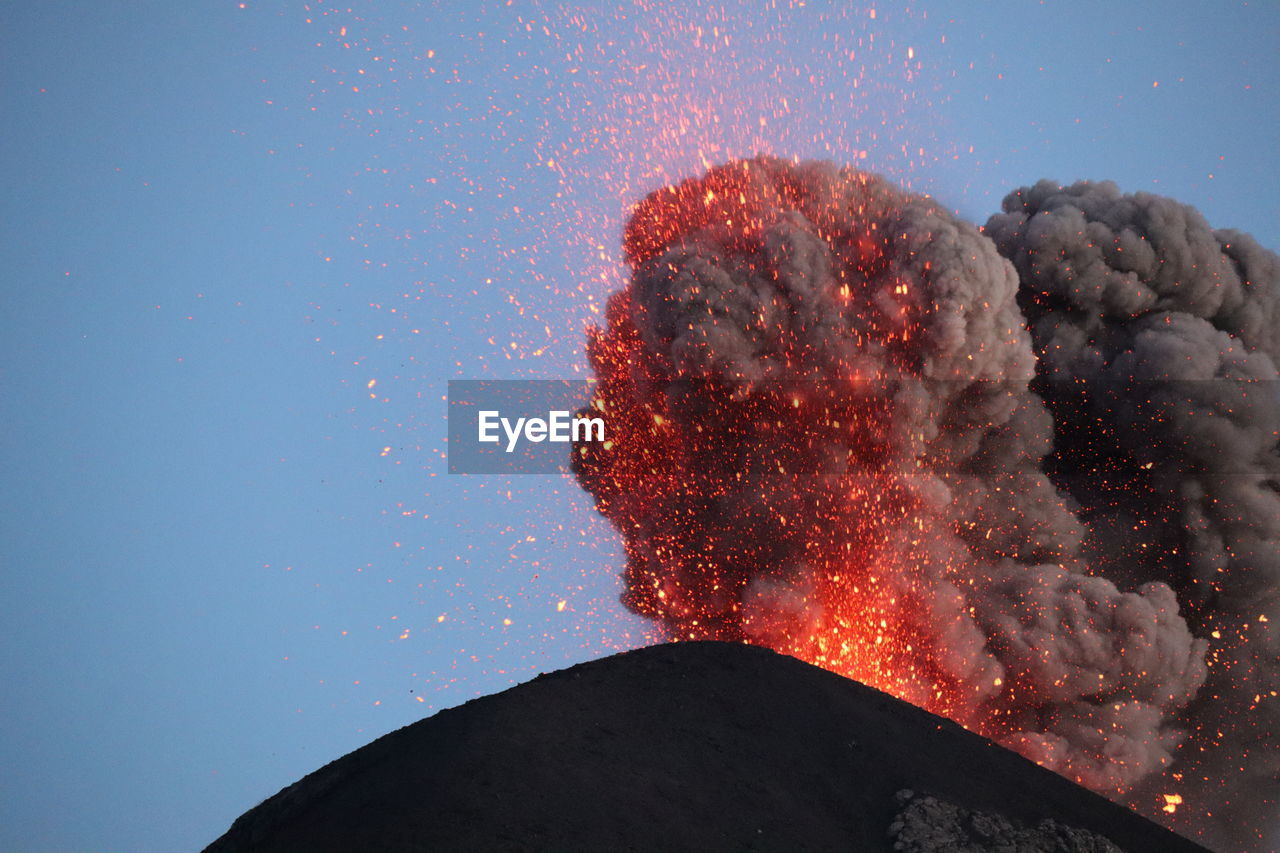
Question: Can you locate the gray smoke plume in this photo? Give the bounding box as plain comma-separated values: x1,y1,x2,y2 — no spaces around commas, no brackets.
572,158,1256,845
986,180,1280,852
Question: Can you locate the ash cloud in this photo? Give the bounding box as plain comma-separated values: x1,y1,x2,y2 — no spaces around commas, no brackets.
569,157,1279,845
986,180,1280,851
572,158,1279,850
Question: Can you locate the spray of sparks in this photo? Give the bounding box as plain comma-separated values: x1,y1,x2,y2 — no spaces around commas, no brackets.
275,0,949,704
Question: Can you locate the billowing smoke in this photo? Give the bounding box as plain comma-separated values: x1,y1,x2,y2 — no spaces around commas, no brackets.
986,180,1280,851
571,157,1278,851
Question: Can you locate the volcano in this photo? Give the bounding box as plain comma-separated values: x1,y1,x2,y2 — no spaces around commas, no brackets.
202,642,1209,852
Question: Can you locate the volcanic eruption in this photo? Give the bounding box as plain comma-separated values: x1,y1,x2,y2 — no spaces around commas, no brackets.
571,157,1278,852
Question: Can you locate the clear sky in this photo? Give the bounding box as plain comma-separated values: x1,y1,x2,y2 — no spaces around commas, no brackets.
1,2,1276,851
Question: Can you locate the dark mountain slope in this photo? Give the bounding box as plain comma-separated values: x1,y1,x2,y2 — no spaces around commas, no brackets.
204,641,1210,852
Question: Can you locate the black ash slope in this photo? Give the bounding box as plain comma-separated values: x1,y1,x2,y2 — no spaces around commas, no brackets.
204,642,1210,852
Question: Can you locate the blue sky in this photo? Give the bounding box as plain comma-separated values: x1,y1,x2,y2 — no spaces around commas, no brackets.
1,2,1276,851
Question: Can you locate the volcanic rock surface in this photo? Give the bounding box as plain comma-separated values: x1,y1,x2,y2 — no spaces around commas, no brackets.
203,642,1211,852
